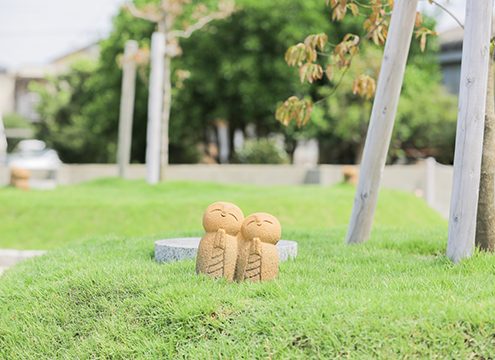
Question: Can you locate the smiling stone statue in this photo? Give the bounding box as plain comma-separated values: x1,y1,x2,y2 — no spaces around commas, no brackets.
235,213,281,282
196,203,282,282
196,202,244,282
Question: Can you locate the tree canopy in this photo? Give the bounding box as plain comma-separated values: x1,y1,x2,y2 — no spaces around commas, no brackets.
32,0,457,165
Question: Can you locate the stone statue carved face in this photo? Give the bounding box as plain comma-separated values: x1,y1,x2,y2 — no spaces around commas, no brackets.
203,202,244,235
241,213,281,245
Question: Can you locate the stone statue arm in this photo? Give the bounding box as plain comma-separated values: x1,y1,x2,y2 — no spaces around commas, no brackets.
251,237,262,255
214,228,226,249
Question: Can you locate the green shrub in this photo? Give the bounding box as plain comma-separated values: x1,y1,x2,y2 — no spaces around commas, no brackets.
2,112,33,129
236,138,289,164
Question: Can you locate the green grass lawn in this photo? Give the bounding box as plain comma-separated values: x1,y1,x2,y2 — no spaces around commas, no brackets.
4,179,492,358
3,227,495,358
0,178,445,250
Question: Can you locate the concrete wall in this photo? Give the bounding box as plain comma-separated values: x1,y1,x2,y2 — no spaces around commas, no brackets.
0,162,455,218
0,71,15,115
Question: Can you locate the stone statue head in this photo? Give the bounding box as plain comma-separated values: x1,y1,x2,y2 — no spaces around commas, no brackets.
241,212,281,245
203,202,244,235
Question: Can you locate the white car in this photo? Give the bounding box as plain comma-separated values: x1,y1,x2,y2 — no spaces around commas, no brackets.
7,140,62,170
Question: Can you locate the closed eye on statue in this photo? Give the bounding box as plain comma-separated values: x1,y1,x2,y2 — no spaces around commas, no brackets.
247,220,256,226
211,209,222,213
229,213,238,221
263,220,273,224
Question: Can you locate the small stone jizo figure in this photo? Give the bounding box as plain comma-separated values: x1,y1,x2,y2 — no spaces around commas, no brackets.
235,213,281,282
196,202,244,282
196,202,282,283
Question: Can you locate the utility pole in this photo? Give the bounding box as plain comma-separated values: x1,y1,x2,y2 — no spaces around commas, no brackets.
117,40,138,178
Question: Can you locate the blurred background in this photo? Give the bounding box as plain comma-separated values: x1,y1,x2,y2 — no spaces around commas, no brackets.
0,0,474,204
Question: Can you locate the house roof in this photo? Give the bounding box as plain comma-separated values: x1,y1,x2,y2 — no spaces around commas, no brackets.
439,18,495,51
439,26,464,51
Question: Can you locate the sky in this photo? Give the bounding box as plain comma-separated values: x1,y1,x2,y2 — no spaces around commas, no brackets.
0,0,468,70
0,0,126,70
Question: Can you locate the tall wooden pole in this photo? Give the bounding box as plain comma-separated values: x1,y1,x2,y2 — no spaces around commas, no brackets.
447,0,494,263
159,54,171,180
146,32,166,184
346,0,419,244
117,40,138,178
0,112,7,163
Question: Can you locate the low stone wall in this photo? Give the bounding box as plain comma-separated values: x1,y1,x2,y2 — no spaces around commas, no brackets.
0,162,454,217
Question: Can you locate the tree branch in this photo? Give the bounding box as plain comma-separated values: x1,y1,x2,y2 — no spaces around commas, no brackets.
315,13,391,105
428,0,464,29
125,2,162,23
168,14,217,39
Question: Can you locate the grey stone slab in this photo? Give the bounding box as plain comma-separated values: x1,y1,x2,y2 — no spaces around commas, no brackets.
0,249,47,276
0,249,47,267
155,237,297,263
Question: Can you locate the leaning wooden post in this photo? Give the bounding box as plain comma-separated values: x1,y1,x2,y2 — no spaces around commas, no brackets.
346,0,419,244
146,32,166,185
117,40,138,178
447,0,493,263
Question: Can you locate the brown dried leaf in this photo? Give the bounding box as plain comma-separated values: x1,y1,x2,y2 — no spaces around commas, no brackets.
349,3,359,17
302,100,313,126
420,33,426,52
325,63,335,82
351,77,359,95
415,12,423,28
315,33,328,51
299,63,310,83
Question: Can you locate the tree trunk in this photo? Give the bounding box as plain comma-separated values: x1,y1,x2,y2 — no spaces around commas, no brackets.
476,53,495,252
160,54,171,180
345,0,419,244
446,0,493,263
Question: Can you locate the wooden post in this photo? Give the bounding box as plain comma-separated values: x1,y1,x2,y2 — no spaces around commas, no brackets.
425,157,436,208
447,0,493,263
117,40,138,178
0,112,7,163
146,32,166,185
159,54,171,180
216,120,230,164
345,0,419,244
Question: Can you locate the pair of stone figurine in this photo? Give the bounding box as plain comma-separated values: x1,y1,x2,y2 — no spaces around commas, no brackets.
196,202,281,282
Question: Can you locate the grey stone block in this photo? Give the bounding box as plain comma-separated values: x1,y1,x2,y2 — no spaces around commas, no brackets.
155,237,297,263
0,249,47,267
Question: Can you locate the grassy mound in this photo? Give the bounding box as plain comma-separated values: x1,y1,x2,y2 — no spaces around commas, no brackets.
2,227,495,358
0,179,445,249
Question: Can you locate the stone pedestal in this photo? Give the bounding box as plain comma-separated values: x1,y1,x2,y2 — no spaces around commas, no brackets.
155,238,297,263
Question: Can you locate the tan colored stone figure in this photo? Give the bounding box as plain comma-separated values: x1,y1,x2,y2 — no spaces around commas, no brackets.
10,167,30,190
343,165,359,186
196,202,244,281
235,213,281,282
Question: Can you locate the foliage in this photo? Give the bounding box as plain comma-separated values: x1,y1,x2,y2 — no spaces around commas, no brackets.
173,0,345,143
2,113,33,129
235,138,290,164
30,0,453,165
276,0,438,127
272,2,456,164
0,179,444,250
281,38,457,164
30,59,115,163
392,64,458,164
